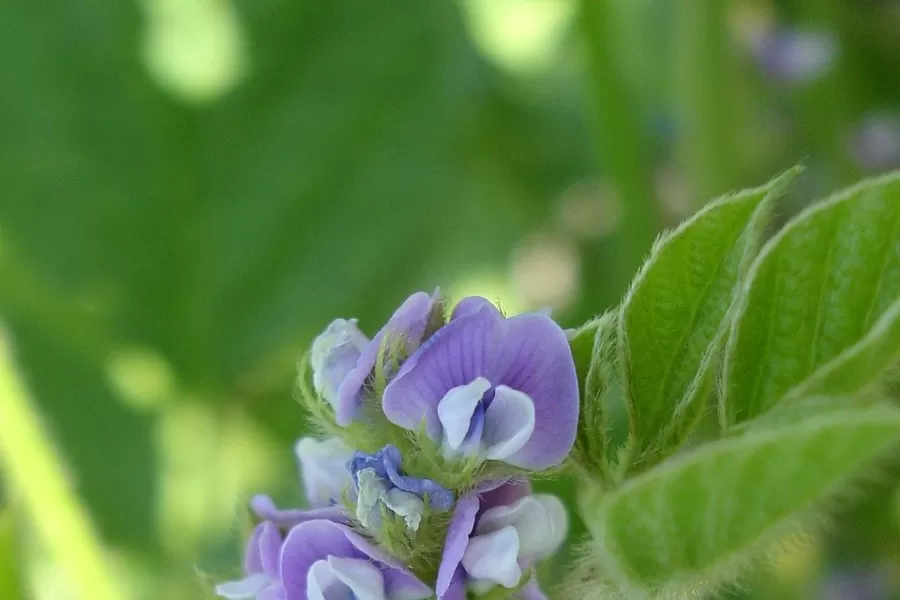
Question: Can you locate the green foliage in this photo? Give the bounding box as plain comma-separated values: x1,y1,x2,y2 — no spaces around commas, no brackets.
784,298,900,401
571,312,620,480
583,404,900,599
618,169,797,466
0,508,24,600
723,172,900,425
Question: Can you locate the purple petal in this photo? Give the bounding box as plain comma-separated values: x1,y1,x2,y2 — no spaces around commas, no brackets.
348,445,454,510
336,291,439,425
310,319,369,413
250,495,347,529
478,480,531,513
436,493,480,597
489,313,579,469
257,522,283,578
521,576,549,600
243,522,267,574
440,569,468,600
280,520,362,600
451,296,498,320
340,527,433,600
258,584,287,600
383,304,503,438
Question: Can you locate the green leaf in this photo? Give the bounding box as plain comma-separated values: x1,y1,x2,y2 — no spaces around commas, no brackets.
571,312,622,481
784,298,900,400
583,403,900,599
724,172,900,425
619,169,797,464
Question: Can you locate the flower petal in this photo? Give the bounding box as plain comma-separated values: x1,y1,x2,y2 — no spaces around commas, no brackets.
450,296,497,320
489,313,579,469
461,526,522,588
475,495,568,563
382,488,425,532
311,319,369,413
242,522,266,574
477,479,531,513
436,493,480,597
522,576,550,600
257,522,283,578
341,527,433,600
295,436,353,508
328,556,386,600
336,291,438,425
250,495,347,529
437,377,492,451
440,569,468,600
383,303,503,438
280,521,361,600
257,584,287,600
481,386,535,461
215,573,271,599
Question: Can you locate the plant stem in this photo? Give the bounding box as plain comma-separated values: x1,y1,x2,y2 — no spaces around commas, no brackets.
578,0,659,293
673,0,740,201
0,331,123,600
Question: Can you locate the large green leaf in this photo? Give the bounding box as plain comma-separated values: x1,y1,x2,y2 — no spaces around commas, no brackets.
583,403,900,598
723,172,900,425
619,170,796,464
785,297,900,401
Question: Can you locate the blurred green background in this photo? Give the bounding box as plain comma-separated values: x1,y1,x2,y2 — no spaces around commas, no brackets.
1,0,900,598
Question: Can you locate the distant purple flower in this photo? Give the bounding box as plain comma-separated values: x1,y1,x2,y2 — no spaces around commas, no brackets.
850,112,900,172
294,436,354,507
280,519,432,600
820,567,891,600
335,290,443,426
436,481,567,599
751,28,837,84
382,297,579,470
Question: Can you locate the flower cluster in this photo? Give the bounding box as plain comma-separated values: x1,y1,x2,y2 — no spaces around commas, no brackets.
216,291,579,600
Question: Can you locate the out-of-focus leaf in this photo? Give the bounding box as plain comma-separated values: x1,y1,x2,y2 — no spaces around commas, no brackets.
724,172,900,425
0,507,24,600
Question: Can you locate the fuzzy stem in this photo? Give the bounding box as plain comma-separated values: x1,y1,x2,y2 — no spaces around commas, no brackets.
0,331,123,600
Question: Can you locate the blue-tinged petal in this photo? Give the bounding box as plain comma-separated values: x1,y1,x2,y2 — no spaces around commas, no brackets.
250,495,347,529
328,556,386,600
336,291,439,425
215,573,271,599
521,576,550,600
311,319,369,414
348,445,454,511
280,521,361,600
383,304,503,437
461,526,522,588
436,493,480,598
295,436,353,507
437,378,491,452
489,313,578,469
481,386,535,462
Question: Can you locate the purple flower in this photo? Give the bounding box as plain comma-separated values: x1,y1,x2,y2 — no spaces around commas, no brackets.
216,521,286,599
436,481,567,599
280,519,432,600
850,112,900,173
310,319,369,414
294,436,354,507
335,290,443,426
217,518,432,600
751,28,837,84
382,297,579,470
348,445,454,530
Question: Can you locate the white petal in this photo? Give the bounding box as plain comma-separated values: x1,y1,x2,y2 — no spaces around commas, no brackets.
437,378,492,451
381,488,425,532
295,436,353,507
328,556,387,600
307,559,340,600
215,573,270,598
355,468,388,529
311,318,369,409
475,495,568,562
481,386,535,461
461,526,522,588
